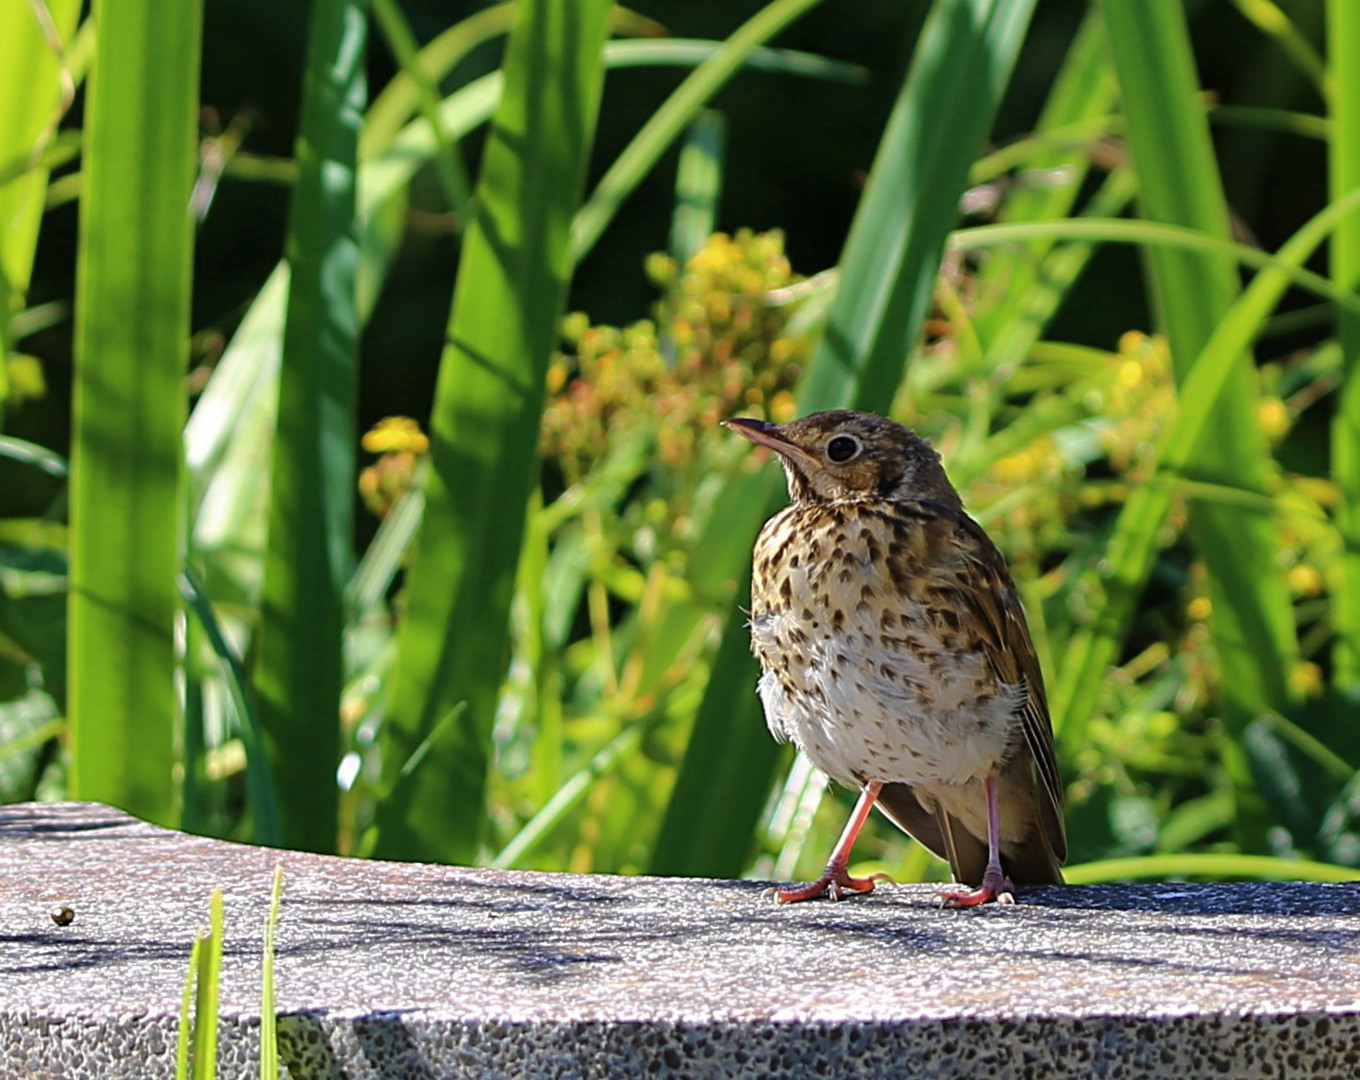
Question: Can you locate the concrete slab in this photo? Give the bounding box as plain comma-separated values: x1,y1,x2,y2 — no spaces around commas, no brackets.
2,801,1359,1078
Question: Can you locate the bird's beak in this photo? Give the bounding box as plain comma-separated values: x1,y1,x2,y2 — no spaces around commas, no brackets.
722,417,820,472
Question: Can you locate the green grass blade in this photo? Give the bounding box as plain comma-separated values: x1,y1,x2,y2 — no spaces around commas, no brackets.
1066,853,1360,884
345,471,426,618
362,37,858,275
652,0,1038,878
259,866,283,1080
490,719,647,869
0,0,81,390
176,934,202,1080
180,569,281,845
1328,0,1360,687
0,435,68,479
570,0,829,266
369,0,471,211
68,0,203,823
800,0,1038,412
360,2,517,161
649,596,787,876
670,110,726,268
1229,0,1329,99
373,0,613,864
950,217,1360,317
192,890,224,1080
1075,0,1298,733
251,0,365,854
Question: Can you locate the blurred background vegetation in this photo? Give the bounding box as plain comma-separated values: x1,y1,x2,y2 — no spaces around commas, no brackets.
4,0,1360,889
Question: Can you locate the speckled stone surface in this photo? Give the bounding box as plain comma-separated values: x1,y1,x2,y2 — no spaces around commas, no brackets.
3,802,1360,1078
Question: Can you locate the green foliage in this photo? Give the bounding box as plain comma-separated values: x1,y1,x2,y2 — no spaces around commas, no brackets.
68,0,203,823
253,0,365,854
372,0,615,864
4,0,1360,894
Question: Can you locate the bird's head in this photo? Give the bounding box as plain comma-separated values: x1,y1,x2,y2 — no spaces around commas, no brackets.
723,409,959,507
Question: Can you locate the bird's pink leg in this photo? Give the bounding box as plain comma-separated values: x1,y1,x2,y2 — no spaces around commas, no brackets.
938,774,1015,907
771,781,893,903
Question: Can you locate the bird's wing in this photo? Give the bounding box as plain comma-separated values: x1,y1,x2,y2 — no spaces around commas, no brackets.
944,511,1067,864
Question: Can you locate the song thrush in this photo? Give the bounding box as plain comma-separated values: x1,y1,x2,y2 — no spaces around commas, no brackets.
725,409,1065,906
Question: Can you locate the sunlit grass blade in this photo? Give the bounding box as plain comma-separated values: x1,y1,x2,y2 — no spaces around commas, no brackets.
1229,0,1329,99
0,0,81,392
653,0,1038,878
192,890,224,1080
345,470,426,618
68,0,203,823
949,217,1360,317
1328,0,1360,687
373,0,614,864
252,0,364,854
649,598,786,876
491,718,649,869
259,866,283,1080
176,934,202,1080
0,435,68,479
1065,853,1360,884
1065,0,1299,747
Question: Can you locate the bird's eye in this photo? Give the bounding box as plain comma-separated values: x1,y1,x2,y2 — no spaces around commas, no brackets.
826,435,861,463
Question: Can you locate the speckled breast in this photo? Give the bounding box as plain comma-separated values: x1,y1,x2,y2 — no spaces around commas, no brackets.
747,500,1021,790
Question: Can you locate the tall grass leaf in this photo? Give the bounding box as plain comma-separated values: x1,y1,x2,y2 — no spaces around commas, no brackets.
1065,852,1360,884
0,0,81,393
373,0,613,864
800,0,1037,412
652,0,1038,878
950,217,1360,316
670,110,726,269
68,0,203,823
1327,0,1360,687
252,0,364,854
570,0,831,266
1064,0,1298,746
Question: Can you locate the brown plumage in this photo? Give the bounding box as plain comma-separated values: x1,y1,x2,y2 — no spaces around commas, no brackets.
725,409,1065,906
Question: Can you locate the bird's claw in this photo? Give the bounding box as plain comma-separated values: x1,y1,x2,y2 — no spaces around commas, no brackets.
765,869,893,904
937,871,1015,908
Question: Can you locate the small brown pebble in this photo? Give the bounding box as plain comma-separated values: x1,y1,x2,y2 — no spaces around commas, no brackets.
50,905,75,927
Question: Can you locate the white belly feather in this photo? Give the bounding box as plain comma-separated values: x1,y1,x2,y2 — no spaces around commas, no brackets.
748,511,1024,791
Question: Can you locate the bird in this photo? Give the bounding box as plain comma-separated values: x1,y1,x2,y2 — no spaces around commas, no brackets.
723,409,1065,907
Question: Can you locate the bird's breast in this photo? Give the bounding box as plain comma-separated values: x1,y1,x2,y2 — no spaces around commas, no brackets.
748,502,1022,788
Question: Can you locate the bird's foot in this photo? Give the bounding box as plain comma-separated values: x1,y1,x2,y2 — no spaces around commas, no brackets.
937,868,1015,908
765,866,893,904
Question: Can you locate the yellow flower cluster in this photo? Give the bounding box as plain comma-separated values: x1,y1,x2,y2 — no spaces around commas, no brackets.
1095,330,1175,481
541,229,806,481
358,416,429,517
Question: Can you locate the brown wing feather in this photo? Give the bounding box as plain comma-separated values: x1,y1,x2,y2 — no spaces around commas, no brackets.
948,512,1067,864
